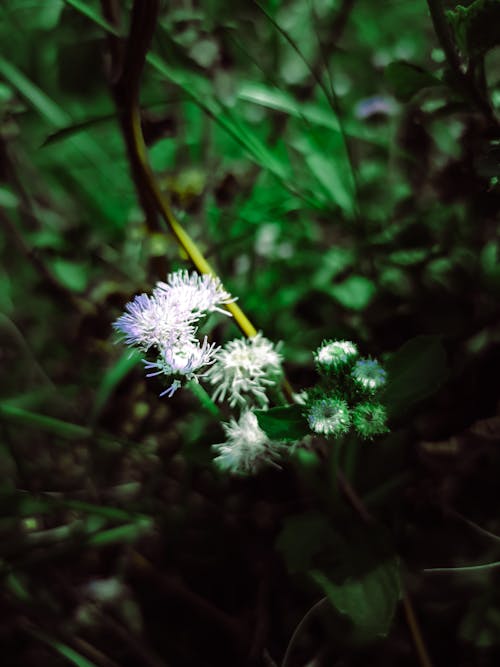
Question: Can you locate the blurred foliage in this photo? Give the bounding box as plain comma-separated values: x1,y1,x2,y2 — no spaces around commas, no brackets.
1,0,500,665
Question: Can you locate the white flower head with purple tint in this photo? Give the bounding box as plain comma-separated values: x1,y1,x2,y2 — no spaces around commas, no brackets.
113,270,236,398
154,270,235,318
113,292,196,351
212,410,284,475
206,333,283,408
351,358,387,392
143,337,220,396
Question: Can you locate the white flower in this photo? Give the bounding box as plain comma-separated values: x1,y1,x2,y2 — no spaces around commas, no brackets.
212,410,283,475
113,269,236,398
143,337,219,396
206,333,283,408
307,396,351,436
113,292,196,351
314,339,358,371
351,358,387,392
154,270,235,318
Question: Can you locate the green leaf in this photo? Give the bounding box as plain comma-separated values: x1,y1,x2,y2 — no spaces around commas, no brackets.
306,151,356,217
0,403,91,440
50,259,88,293
276,511,336,573
64,0,120,36
86,518,153,547
292,133,357,218
311,556,401,641
255,405,309,441
328,275,376,311
0,490,149,523
27,627,99,667
382,335,448,417
0,186,19,209
238,81,341,132
0,55,68,127
480,240,500,291
90,349,141,425
385,61,441,102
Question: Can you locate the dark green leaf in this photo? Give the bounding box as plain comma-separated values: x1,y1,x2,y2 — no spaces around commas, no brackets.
50,259,88,293
328,275,376,311
89,350,141,425
385,61,441,102
276,511,335,573
382,335,449,416
255,405,309,441
311,556,401,641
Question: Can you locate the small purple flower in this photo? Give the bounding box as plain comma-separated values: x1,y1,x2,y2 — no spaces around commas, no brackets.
355,96,397,120
113,292,196,351
113,270,236,398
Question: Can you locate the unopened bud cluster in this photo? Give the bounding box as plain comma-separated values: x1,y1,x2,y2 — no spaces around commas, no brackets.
306,339,389,440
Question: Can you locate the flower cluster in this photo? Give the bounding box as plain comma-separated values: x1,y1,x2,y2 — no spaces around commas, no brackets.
206,333,283,408
305,339,389,440
113,270,234,396
212,410,284,475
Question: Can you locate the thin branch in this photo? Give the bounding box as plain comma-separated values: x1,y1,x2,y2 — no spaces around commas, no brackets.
426,0,495,123
281,597,328,667
401,593,433,667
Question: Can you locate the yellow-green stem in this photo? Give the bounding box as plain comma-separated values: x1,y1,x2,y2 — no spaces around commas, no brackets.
129,105,258,339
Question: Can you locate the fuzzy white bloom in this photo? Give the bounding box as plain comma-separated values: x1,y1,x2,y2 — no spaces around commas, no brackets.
113,292,196,351
154,270,235,318
314,339,358,370
143,337,219,397
113,270,236,398
212,410,283,475
206,333,283,408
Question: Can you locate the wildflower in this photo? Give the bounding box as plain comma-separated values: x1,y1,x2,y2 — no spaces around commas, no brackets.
154,270,235,318
143,337,219,396
113,292,196,351
355,96,397,120
307,396,351,436
206,333,283,408
314,339,358,371
212,410,283,475
113,269,236,398
352,402,388,439
351,358,387,392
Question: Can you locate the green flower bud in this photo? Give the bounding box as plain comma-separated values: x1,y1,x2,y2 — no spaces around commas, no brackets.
352,402,389,439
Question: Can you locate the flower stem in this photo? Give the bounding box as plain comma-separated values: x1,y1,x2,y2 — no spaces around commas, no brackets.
343,435,358,481
187,381,220,417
